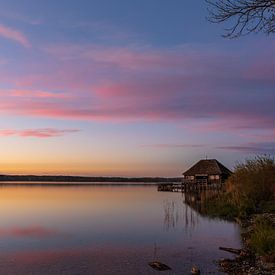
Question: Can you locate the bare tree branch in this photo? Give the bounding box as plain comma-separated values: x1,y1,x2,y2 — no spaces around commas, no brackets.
206,0,275,38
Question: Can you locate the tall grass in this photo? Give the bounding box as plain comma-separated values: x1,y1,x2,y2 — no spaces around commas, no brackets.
204,193,239,220
204,156,275,256
250,216,275,255
226,155,275,216
205,156,275,218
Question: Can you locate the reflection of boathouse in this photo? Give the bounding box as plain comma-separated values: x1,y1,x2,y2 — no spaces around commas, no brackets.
182,159,232,186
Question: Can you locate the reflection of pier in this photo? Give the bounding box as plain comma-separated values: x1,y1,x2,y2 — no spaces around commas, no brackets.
184,190,222,215
161,189,224,231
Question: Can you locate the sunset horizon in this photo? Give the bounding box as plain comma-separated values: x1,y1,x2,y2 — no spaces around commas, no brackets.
0,1,274,177
0,1,274,274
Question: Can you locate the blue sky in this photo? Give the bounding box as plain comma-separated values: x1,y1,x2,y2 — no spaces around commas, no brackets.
0,0,274,176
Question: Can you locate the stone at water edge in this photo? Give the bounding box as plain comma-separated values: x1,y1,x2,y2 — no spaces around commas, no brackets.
148,261,171,271
191,266,200,274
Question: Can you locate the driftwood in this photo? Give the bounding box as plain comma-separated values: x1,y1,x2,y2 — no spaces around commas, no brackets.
148,261,171,271
219,246,242,255
191,266,200,274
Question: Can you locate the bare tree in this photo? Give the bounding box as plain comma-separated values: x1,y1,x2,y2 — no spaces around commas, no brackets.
206,0,275,38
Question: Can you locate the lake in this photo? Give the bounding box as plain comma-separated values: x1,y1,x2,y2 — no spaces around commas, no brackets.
0,184,241,274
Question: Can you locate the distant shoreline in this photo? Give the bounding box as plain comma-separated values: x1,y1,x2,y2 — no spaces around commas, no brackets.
0,184,168,188
0,175,181,184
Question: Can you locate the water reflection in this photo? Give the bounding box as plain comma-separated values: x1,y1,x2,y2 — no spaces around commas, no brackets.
0,226,60,238
184,189,223,214
163,200,179,230
163,199,199,232
0,184,240,274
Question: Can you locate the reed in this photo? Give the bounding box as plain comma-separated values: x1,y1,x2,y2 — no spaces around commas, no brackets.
250,216,275,255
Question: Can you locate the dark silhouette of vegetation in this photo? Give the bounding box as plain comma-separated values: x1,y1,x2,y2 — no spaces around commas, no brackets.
226,155,275,215
206,0,275,38
205,156,275,256
250,216,275,255
206,156,275,218
204,193,239,220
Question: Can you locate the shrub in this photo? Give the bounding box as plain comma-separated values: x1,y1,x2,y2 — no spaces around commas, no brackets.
204,193,239,220
204,156,275,257
226,155,275,215
250,216,275,255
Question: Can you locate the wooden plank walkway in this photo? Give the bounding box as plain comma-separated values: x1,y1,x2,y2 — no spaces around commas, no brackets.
158,182,224,192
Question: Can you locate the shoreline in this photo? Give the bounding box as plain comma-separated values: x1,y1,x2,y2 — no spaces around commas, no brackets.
218,213,275,274
0,182,161,186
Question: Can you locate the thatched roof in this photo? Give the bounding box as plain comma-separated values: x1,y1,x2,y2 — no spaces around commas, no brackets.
183,159,232,176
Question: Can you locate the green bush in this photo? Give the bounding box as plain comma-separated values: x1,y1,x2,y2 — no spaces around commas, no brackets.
226,156,275,216
204,156,275,257
250,216,275,255
259,201,275,213
204,193,239,220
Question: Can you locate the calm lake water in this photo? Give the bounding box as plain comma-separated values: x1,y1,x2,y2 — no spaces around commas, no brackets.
0,184,241,274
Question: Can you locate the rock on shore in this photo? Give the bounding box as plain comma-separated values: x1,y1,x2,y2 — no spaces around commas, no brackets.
218,213,275,275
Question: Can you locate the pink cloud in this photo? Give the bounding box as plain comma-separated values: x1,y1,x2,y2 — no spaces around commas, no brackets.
0,128,80,138
0,73,274,130
216,142,275,154
0,24,31,48
10,89,71,99
140,144,204,148
43,43,237,78
44,44,180,70
0,42,273,135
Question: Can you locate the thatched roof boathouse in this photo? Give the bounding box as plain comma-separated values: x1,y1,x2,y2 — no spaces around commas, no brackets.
182,159,232,186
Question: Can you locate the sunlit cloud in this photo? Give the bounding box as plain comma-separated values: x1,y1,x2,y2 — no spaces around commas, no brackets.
43,43,220,71
0,23,31,48
0,42,274,134
0,128,80,138
10,89,72,99
216,142,275,154
140,144,204,148
140,141,275,154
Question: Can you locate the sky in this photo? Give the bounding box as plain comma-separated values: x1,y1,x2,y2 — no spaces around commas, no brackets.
0,0,274,176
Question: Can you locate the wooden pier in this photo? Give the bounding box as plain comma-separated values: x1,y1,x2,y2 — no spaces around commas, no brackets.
158,182,225,192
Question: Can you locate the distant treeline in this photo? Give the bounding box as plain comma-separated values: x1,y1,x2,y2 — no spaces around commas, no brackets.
0,175,181,183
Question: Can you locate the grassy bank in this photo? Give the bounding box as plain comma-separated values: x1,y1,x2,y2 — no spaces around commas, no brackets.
205,156,275,259
249,216,275,255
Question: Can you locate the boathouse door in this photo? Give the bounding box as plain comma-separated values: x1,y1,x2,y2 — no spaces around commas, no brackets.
195,174,208,185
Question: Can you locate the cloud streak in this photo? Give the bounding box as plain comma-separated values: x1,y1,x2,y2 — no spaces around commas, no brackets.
141,142,275,154
216,142,275,154
0,24,31,48
0,128,80,138
0,42,274,135
140,144,204,148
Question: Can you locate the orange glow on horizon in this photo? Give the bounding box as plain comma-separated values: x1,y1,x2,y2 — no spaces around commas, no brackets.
0,161,181,177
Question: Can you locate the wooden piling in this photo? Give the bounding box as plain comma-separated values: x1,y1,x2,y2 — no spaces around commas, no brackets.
158,182,225,192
